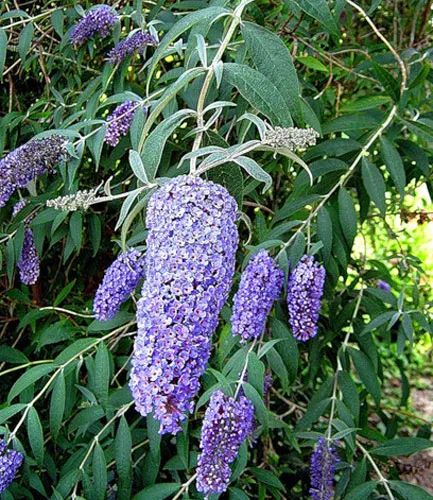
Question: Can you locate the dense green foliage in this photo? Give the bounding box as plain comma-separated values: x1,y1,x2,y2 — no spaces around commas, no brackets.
0,0,433,498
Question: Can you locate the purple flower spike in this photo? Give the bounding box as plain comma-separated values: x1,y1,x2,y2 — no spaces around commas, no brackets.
231,249,284,343
310,437,339,500
378,280,391,292
17,230,40,286
108,31,157,64
129,176,239,435
71,6,118,47
196,390,254,496
93,249,146,321
287,255,325,341
0,135,65,208
104,101,137,147
0,440,23,494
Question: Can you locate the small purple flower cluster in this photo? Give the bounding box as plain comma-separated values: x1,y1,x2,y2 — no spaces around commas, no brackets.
71,6,118,47
13,201,40,286
0,440,23,493
310,437,339,500
378,280,391,292
231,249,284,343
105,101,137,147
129,176,238,434
287,255,325,341
108,31,157,64
196,390,254,496
0,135,65,207
93,249,146,321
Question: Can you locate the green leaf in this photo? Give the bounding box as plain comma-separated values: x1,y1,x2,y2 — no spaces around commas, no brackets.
129,150,149,184
242,22,301,122
92,444,107,500
27,407,44,465
362,158,386,216
229,487,250,500
340,96,391,113
243,382,268,428
338,188,357,246
371,438,433,457
292,0,339,33
50,371,65,440
380,137,406,197
147,413,161,458
147,6,229,86
54,338,98,365
297,55,329,73
141,109,195,181
247,352,265,397
116,416,132,500
223,63,293,126
0,345,28,364
0,404,26,425
0,29,7,77
249,467,285,490
94,342,110,408
348,347,381,405
402,119,433,144
51,10,64,37
69,212,82,251
389,481,433,499
54,279,76,307
18,22,33,60
269,318,298,384
296,398,331,431
133,484,181,500
207,163,244,208
317,207,333,262
372,61,400,101
8,364,56,402
233,155,272,193
345,482,379,499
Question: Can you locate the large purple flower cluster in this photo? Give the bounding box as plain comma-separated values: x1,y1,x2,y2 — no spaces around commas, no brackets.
287,255,325,341
71,6,118,47
196,390,254,496
93,249,146,321
108,31,157,64
104,102,137,147
231,249,284,343
310,437,339,500
129,176,238,434
0,440,23,493
13,200,40,286
0,135,65,207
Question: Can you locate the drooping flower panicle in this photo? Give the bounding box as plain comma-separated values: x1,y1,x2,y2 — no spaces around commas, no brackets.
231,249,284,343
13,200,40,286
0,135,65,207
196,390,254,496
71,6,118,47
0,440,23,494
93,249,146,321
129,176,239,434
108,31,157,64
310,437,339,500
104,101,137,147
287,255,325,341
46,189,98,212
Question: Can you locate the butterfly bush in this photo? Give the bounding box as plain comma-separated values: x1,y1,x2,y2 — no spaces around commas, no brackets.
71,6,118,47
108,31,157,64
287,255,325,341
129,176,238,434
93,249,146,321
196,390,254,496
231,249,284,343
0,135,65,207
0,441,23,494
105,101,138,147
310,437,339,500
